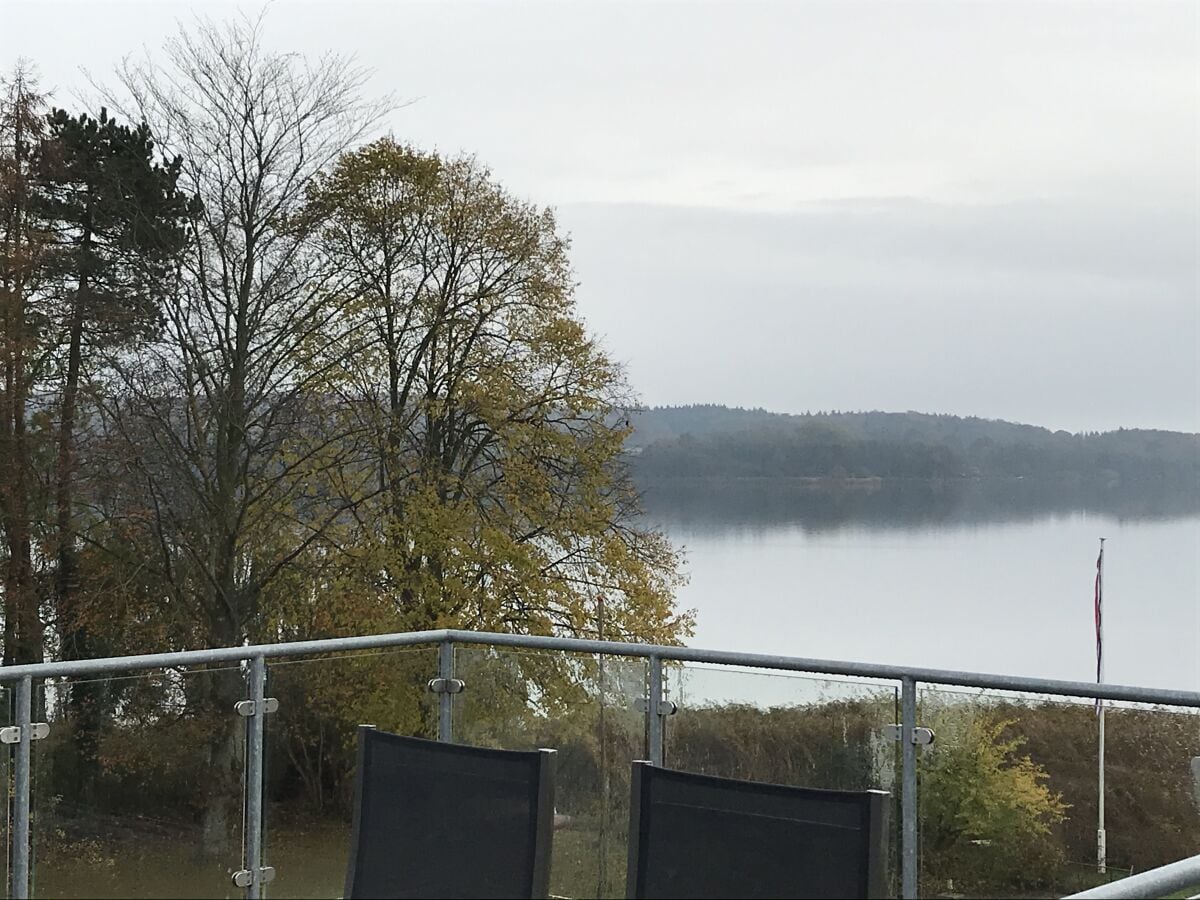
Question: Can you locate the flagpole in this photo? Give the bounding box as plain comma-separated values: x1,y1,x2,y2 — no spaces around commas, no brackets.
1097,537,1107,875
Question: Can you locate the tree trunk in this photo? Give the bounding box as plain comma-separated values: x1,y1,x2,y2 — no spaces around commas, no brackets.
55,227,88,644
200,681,244,860
1,290,42,668
195,660,246,864
58,227,102,799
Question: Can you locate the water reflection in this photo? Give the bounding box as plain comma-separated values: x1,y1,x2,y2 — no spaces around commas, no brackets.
637,478,1200,691
638,476,1200,535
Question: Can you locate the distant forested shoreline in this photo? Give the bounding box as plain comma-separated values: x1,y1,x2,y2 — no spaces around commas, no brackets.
628,405,1198,489
626,405,1200,523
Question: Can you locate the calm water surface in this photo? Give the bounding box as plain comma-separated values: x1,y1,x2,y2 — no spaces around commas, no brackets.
658,508,1199,693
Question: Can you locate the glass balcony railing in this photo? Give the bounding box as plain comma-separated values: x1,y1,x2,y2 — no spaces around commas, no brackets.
31,667,246,899
0,630,1194,899
263,647,439,900
455,648,646,898
915,685,1200,899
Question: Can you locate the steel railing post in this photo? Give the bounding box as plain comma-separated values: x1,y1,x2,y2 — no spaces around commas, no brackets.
245,656,266,900
901,676,919,900
647,655,664,766
438,641,454,742
12,675,32,900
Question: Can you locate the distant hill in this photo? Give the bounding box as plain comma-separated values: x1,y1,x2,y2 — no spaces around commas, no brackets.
627,405,1200,494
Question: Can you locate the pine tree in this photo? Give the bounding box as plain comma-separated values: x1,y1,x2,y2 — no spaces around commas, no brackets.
35,106,192,663
31,106,192,794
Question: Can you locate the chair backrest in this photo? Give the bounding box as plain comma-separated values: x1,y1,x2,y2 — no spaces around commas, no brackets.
626,761,889,900
344,726,556,900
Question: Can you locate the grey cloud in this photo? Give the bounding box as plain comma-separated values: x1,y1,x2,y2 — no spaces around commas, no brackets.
560,201,1198,433
562,197,1197,287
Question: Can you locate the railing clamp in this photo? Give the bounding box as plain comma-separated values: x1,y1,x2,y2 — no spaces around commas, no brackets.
884,723,935,746
234,698,279,717
0,723,48,744
427,677,465,694
635,698,678,716
232,867,276,887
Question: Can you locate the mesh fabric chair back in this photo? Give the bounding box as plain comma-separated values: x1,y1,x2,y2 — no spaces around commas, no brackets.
626,761,889,899
344,727,555,899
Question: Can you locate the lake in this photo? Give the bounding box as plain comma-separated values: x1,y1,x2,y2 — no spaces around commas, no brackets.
643,480,1200,694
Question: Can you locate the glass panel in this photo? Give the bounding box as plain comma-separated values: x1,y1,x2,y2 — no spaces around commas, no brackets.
0,685,9,896
454,647,646,900
263,647,438,899
32,666,247,899
663,665,900,897
916,686,1200,898
662,664,899,794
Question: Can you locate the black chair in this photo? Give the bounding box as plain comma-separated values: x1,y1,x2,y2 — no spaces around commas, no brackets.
626,761,890,899
344,726,556,899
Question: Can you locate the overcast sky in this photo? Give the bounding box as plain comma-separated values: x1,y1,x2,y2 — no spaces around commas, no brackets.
7,0,1198,432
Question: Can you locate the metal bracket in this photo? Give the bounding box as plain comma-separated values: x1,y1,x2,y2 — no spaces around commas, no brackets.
234,698,279,718
231,867,276,887
884,724,935,746
0,723,48,744
634,699,679,716
427,678,465,694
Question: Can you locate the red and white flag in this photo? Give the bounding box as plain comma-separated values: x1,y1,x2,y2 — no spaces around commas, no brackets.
1094,543,1104,714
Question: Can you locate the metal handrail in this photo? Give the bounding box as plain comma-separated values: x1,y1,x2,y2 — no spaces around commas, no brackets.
1064,853,1200,898
2,626,1197,708
6,627,1199,900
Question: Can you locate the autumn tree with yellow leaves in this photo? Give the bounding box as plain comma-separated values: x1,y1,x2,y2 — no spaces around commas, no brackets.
291,139,689,647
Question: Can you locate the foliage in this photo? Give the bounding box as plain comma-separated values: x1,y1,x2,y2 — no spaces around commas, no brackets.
1008,700,1200,873
918,705,1069,893
0,63,51,667
34,106,192,348
296,138,690,645
1,18,690,854
664,697,891,791
267,650,437,815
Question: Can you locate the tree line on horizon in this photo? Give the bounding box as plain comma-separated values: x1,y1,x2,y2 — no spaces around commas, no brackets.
628,405,1200,493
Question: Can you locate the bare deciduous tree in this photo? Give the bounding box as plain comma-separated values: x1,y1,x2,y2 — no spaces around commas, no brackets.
97,15,389,851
